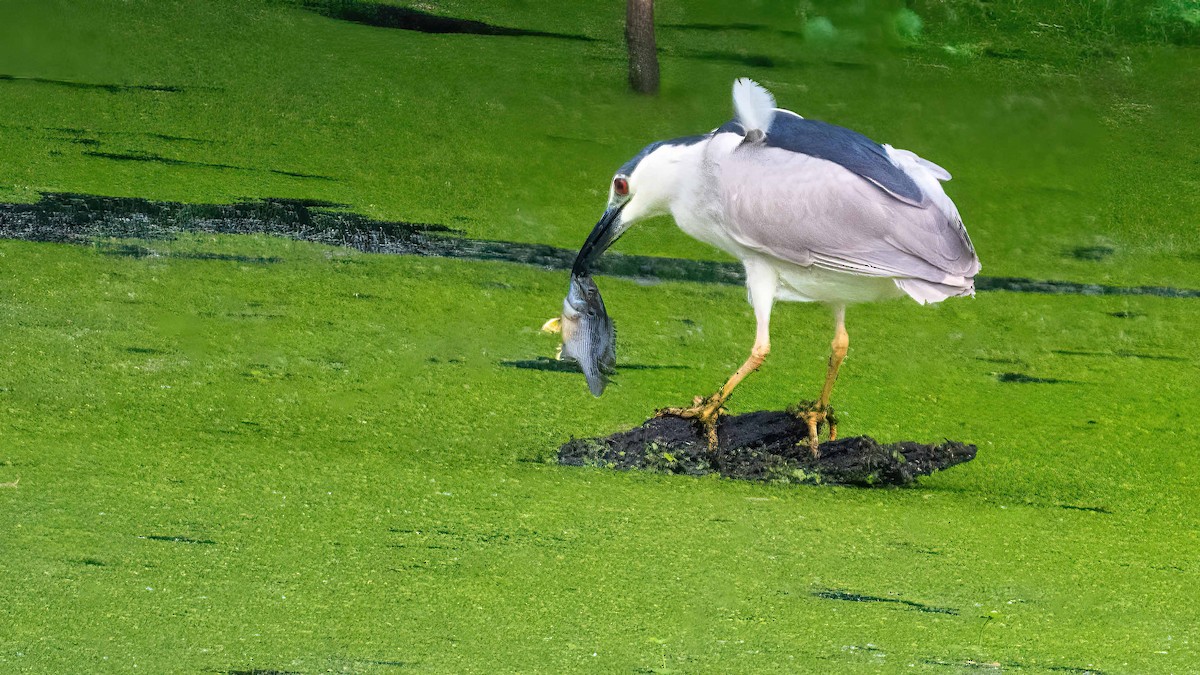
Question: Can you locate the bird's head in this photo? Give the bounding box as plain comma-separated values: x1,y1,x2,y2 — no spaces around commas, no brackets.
572,136,704,274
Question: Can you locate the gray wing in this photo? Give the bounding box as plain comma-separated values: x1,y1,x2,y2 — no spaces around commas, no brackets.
713,136,979,286
718,113,927,207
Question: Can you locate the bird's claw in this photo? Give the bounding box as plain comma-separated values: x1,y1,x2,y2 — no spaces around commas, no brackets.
789,400,837,458
655,394,726,450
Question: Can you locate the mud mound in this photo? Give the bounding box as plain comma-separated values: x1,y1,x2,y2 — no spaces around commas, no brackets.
558,411,975,487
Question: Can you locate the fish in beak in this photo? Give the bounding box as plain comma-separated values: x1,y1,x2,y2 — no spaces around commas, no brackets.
558,273,616,396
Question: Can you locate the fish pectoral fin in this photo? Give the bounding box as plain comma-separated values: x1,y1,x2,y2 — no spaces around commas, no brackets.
540,317,562,334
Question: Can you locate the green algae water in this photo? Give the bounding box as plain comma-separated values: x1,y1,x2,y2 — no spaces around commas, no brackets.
1,1,1198,671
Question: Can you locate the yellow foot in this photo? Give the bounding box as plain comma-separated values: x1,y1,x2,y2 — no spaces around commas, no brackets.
789,400,838,458
655,394,726,450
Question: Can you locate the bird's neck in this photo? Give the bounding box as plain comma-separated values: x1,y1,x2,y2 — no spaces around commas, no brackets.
652,140,709,215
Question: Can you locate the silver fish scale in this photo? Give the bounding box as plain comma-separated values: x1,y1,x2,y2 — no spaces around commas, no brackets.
559,274,616,396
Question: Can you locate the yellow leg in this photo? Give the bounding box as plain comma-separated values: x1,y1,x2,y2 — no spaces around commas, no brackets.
794,305,848,457
658,259,777,449
657,340,769,448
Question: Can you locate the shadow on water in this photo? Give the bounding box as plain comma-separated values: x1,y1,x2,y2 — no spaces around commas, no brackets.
1052,349,1185,362
672,49,871,71
500,357,687,373
3,193,1200,300
98,242,284,265
924,658,1105,674
810,588,958,615
83,150,335,181
126,346,166,354
662,22,804,38
1068,245,1116,261
0,73,182,93
141,535,217,545
975,276,1200,299
683,50,783,69
215,670,301,675
1058,504,1111,514
994,372,1074,384
0,123,215,146
298,0,595,41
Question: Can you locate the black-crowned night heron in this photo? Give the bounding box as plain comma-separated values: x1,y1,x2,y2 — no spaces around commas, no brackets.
574,78,980,454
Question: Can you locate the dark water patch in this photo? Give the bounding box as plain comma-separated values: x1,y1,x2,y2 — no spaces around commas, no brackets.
0,73,182,93
1069,245,1115,261
501,357,686,373
5,193,1200,300
126,346,165,355
299,0,594,41
922,658,1007,670
685,49,781,68
1058,504,1111,514
83,150,334,180
98,242,284,264
258,197,349,209
1052,349,1185,362
141,534,217,545
51,126,213,145
812,588,959,615
143,131,212,144
679,48,868,71
925,660,1105,674
1105,310,1145,318
995,372,1071,384
977,275,1200,298
663,22,803,38
890,541,942,556
271,168,335,180
0,193,451,249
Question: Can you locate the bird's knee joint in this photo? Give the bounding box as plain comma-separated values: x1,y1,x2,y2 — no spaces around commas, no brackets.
752,343,771,360
831,335,849,355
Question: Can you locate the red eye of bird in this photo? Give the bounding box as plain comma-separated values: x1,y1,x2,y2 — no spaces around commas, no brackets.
613,177,629,197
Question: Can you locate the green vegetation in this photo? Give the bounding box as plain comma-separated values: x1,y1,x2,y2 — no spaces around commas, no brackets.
2,1,1198,672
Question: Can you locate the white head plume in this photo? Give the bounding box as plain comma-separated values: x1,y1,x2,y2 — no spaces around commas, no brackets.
732,78,776,142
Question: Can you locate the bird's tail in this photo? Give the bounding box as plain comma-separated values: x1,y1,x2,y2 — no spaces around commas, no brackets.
894,277,975,305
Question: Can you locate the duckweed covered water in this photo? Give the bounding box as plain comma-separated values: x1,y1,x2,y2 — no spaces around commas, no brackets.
1,0,1198,671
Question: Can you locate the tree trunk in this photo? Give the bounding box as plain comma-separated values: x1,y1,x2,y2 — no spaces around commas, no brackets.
625,0,659,94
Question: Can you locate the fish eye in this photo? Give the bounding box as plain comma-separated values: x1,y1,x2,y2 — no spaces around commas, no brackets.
613,176,629,197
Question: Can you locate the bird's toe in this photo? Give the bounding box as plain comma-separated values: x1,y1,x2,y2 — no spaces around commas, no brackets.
790,401,837,457
655,395,726,449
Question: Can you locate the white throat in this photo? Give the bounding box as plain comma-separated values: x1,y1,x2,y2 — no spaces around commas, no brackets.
623,141,708,223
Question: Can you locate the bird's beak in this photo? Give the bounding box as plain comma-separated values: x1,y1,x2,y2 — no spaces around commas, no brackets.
572,202,626,275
